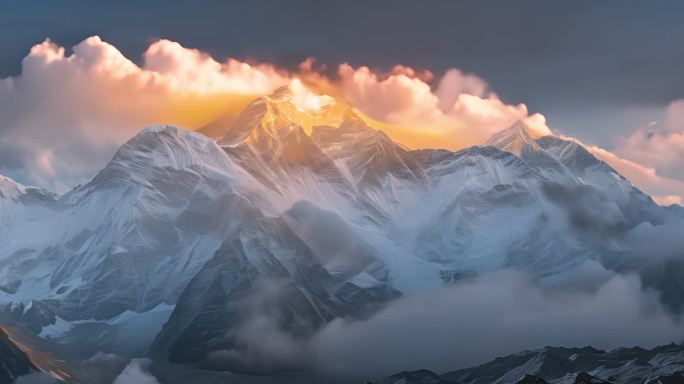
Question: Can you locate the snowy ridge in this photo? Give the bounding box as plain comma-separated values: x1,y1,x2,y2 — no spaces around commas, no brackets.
0,175,28,199
377,343,684,384
0,89,681,369
485,120,547,156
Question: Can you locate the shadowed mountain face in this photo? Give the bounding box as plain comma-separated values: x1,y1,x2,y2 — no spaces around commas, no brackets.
377,344,684,384
0,327,35,384
0,88,683,381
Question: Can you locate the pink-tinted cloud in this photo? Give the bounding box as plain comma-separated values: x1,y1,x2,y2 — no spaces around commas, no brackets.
435,68,489,111
614,101,684,183
143,39,287,94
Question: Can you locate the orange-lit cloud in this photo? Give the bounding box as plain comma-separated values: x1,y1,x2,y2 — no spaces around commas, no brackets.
0,35,682,206
0,36,290,191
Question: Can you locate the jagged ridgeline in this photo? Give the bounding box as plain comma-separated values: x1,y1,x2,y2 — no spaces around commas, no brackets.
0,87,683,381
376,344,684,384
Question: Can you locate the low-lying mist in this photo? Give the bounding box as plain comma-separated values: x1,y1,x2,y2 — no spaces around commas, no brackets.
201,267,682,379
191,184,684,380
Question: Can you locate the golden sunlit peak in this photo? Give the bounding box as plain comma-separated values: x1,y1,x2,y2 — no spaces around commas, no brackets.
215,81,362,146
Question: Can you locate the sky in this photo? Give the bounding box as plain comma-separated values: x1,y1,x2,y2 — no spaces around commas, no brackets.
1,0,684,203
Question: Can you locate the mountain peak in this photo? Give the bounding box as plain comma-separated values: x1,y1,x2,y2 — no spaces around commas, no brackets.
217,85,355,147
485,120,552,156
267,85,294,101
0,175,27,199
0,174,55,202
85,124,234,191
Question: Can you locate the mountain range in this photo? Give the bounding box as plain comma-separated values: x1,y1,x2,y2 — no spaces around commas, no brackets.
0,87,683,382
376,343,684,384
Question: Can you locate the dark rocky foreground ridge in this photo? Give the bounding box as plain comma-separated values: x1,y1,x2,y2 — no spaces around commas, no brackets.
0,326,35,384
375,344,684,384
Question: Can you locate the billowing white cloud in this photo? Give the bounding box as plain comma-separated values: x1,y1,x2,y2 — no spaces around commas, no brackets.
435,68,489,111
0,36,290,192
142,38,287,94
310,270,682,378
210,269,682,379
337,63,443,123
336,63,550,148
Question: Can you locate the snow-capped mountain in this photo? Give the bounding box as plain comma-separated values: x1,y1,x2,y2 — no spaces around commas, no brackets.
0,176,55,228
0,87,681,375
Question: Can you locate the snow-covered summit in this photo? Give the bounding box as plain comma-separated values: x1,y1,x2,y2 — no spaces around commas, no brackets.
0,175,54,202
0,88,681,369
0,174,55,226
84,125,239,190
0,175,29,200
218,85,356,147
485,120,551,156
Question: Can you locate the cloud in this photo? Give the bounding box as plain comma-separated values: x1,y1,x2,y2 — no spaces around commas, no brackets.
309,270,683,378
288,78,335,112
112,359,160,384
204,278,313,374
434,68,489,110
625,221,684,262
206,264,684,379
336,63,550,148
652,195,683,206
541,182,629,237
553,132,684,206
583,100,684,205
614,102,684,182
74,352,128,384
142,38,287,94
0,36,289,192
539,179,684,263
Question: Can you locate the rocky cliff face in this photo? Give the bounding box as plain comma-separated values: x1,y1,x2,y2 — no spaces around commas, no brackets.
0,327,35,384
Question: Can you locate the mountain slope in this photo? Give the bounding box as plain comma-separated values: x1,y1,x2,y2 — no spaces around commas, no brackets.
0,326,35,384
0,88,681,373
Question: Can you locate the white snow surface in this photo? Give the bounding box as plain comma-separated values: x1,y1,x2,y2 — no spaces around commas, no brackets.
0,90,673,349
